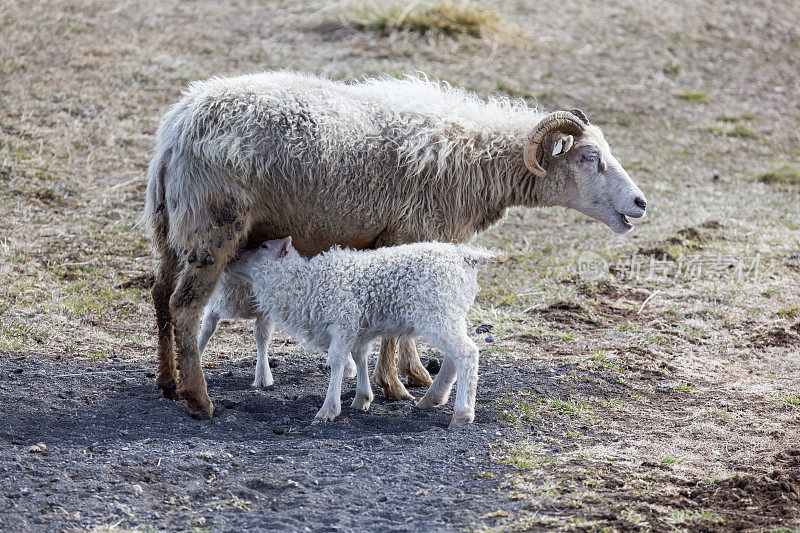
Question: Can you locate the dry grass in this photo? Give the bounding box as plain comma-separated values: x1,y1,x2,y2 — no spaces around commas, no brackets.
342,0,503,38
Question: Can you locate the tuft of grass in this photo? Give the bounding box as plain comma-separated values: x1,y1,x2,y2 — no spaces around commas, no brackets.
727,125,759,139
666,508,724,524
755,164,800,185
662,60,681,74
347,1,502,38
675,90,708,103
674,383,698,393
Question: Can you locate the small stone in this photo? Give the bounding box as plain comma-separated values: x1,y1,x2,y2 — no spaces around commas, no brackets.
485,334,494,343
475,324,494,334
425,358,441,374
272,426,285,435
28,443,46,453
12,368,22,374
132,484,143,495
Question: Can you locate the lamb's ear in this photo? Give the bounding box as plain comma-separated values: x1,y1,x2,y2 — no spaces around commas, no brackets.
551,134,574,156
279,236,292,258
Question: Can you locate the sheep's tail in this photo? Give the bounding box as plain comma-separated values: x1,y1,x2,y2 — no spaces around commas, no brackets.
462,246,508,267
142,146,170,230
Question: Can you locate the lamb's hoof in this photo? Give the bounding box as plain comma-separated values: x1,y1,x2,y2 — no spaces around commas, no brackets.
351,394,373,411
448,411,474,428
378,378,415,401
414,393,446,410
158,379,180,401
251,378,274,389
313,405,340,423
403,366,433,387
185,395,214,421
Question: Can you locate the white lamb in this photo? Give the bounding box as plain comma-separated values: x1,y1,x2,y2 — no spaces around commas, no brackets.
226,237,504,427
197,275,356,388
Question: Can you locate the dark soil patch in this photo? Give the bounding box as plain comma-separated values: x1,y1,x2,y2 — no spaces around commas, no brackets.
681,449,800,529
534,301,599,327
117,272,155,290
750,327,800,347
578,280,649,302
635,246,676,261
0,352,545,532
700,220,724,230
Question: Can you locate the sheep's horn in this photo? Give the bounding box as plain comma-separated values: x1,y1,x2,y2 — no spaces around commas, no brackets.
569,108,589,125
523,111,587,177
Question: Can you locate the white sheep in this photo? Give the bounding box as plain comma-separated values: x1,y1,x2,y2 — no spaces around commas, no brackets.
145,71,647,419
197,273,357,388
227,237,504,427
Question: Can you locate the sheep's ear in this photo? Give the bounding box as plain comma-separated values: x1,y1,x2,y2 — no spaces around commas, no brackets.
551,134,574,156
279,236,292,258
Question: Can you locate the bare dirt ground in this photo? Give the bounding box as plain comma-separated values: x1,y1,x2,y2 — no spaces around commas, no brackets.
1,0,799,531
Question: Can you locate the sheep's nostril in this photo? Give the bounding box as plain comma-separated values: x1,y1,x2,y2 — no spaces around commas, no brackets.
634,196,647,209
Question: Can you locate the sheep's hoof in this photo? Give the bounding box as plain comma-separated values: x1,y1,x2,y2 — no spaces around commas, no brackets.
378,378,415,401
185,395,214,421
351,394,373,411
403,365,433,387
448,411,474,428
158,379,180,401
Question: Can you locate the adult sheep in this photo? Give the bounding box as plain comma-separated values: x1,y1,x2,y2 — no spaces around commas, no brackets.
144,71,647,419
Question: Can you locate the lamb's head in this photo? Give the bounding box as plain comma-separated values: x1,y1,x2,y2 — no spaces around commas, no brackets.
226,237,296,283
523,110,647,234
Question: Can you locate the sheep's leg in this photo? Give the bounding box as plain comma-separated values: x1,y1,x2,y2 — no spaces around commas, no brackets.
252,316,276,389
197,311,220,358
171,211,250,419
414,356,456,410
152,222,180,400
398,337,433,387
315,338,350,422
371,338,414,401
350,344,374,411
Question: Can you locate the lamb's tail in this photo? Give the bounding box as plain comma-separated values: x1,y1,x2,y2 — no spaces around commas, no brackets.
462,246,508,267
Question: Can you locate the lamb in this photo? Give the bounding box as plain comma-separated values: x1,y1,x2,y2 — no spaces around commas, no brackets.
227,237,503,427
197,273,357,388
144,71,647,419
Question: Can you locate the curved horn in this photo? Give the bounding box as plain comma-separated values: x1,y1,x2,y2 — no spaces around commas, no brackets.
523,111,587,177
569,108,589,125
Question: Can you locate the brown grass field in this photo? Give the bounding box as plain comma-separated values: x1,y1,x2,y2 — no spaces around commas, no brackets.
1,0,799,531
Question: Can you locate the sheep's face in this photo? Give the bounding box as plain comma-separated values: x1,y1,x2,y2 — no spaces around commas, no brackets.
541,125,647,234
227,237,294,282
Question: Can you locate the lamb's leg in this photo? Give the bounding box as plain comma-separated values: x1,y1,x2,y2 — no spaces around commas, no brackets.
315,339,350,422
371,338,414,401
414,356,456,410
197,311,220,358
350,344,374,411
398,337,433,387
252,316,276,388
152,220,180,400
326,351,357,379
448,339,480,428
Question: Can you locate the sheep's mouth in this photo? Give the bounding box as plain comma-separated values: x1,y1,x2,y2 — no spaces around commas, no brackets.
617,211,634,230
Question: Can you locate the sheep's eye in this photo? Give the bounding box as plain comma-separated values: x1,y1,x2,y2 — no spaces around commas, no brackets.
582,152,599,162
